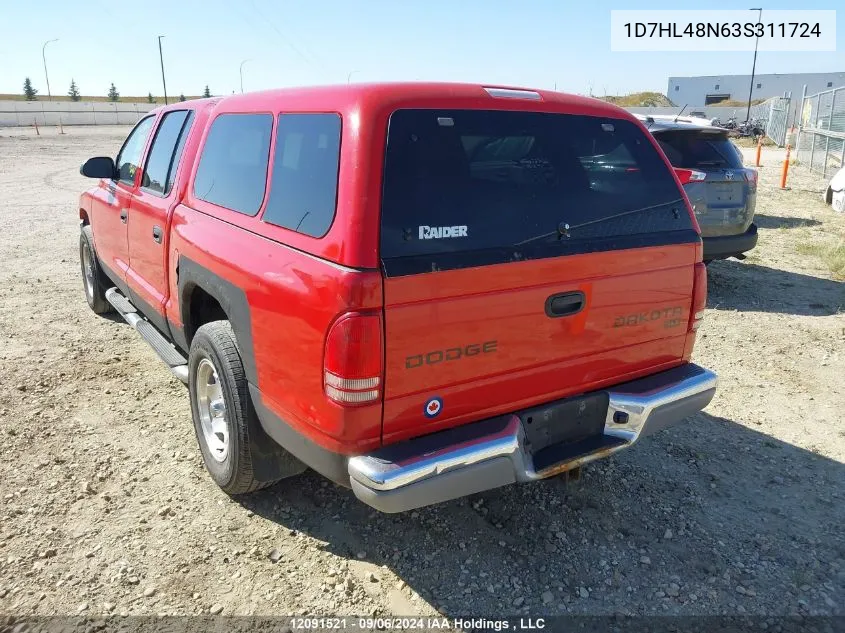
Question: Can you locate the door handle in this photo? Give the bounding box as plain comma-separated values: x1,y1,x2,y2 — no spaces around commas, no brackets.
152,226,163,244
545,291,585,318
120,209,128,224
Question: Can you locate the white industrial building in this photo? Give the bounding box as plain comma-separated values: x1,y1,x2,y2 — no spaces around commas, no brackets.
667,72,845,123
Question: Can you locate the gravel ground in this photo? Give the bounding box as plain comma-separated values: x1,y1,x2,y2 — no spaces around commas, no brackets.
0,126,843,619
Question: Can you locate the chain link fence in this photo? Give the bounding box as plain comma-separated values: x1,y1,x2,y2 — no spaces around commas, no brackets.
795,85,845,180
747,96,791,147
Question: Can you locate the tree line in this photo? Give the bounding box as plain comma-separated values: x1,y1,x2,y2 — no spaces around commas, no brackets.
21,78,213,103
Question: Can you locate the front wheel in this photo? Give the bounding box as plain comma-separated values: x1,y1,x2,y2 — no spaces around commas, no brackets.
79,225,112,314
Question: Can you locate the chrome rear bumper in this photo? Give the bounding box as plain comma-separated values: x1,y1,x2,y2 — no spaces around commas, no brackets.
348,363,717,513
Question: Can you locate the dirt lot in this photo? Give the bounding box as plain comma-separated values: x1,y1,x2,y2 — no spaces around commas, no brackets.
0,126,843,619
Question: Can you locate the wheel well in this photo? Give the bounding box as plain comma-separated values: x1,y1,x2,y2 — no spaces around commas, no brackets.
186,287,228,344
79,209,90,225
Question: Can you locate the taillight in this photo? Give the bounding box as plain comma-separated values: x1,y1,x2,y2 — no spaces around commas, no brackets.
672,169,703,235
689,262,707,332
674,167,707,185
323,313,383,406
744,168,758,187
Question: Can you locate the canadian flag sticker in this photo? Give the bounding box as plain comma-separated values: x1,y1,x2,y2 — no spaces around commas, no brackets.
424,397,443,419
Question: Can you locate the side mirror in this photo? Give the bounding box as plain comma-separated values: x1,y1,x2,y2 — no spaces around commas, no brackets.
80,156,116,179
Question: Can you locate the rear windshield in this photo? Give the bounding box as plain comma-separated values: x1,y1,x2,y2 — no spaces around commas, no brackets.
654,130,743,169
380,109,694,274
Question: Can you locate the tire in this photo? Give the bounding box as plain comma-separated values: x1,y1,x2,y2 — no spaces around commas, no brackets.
79,225,112,314
188,321,288,495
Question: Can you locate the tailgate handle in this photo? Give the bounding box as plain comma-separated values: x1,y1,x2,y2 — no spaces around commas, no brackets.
545,291,585,318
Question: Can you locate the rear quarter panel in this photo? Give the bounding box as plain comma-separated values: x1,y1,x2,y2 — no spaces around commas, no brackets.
168,206,384,454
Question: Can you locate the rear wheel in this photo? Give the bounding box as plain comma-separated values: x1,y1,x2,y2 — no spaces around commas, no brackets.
79,225,112,314
189,321,295,494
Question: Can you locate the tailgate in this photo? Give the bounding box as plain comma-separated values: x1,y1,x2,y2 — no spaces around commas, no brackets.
685,171,755,236
379,108,699,443
382,247,695,442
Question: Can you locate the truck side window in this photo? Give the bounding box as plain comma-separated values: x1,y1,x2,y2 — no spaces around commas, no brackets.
263,113,341,237
116,116,155,185
193,113,273,216
141,110,194,196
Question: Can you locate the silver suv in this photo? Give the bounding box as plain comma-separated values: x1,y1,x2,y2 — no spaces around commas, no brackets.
644,119,758,263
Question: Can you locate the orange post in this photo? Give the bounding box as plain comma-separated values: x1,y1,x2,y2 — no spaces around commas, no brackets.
780,144,792,190
755,138,762,167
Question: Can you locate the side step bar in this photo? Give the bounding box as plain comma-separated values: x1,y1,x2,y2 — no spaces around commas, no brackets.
105,288,189,384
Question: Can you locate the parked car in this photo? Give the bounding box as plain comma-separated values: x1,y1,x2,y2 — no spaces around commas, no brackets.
77,83,716,513
824,166,845,213
640,117,758,262
688,111,721,125
646,114,714,127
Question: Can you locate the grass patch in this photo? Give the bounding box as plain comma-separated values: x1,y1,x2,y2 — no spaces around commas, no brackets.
795,238,845,279
712,98,767,107
733,137,757,148
598,92,675,107
733,136,777,148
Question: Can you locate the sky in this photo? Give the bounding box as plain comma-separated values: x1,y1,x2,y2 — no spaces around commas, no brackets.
0,0,842,99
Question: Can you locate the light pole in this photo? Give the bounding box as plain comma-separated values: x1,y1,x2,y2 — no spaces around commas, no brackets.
158,36,168,105
240,59,252,93
42,39,58,101
347,70,359,84
745,8,763,124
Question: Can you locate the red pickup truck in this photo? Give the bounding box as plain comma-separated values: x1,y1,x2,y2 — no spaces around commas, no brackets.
77,83,716,513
